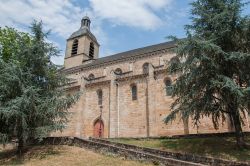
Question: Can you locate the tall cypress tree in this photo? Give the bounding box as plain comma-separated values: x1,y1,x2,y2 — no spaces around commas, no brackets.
0,22,80,154
165,0,250,148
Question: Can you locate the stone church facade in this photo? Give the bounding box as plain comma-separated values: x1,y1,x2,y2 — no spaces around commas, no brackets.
56,16,250,138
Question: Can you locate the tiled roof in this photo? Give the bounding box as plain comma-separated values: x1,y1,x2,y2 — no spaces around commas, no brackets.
63,40,176,72
68,27,99,44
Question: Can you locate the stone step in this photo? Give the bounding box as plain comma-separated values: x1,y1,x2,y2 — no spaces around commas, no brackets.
89,137,250,166
42,137,206,166
85,138,206,166
88,137,206,166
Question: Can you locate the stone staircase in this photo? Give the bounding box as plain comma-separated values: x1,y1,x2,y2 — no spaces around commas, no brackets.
88,138,206,166
41,137,250,166
89,137,250,166
42,137,205,166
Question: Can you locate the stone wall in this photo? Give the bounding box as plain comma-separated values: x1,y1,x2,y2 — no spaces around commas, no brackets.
55,48,250,139
64,35,99,69
90,136,250,166
41,136,250,166
41,137,205,166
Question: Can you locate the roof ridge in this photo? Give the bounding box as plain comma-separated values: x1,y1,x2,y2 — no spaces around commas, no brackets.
100,40,176,60
63,40,176,73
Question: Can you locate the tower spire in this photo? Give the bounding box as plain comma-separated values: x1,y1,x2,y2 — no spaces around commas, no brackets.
81,15,91,30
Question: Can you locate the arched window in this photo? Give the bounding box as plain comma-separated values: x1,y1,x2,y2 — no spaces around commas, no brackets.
164,78,173,96
142,63,149,74
88,73,95,80
89,42,94,59
97,89,103,105
114,68,123,75
71,39,78,56
131,84,137,100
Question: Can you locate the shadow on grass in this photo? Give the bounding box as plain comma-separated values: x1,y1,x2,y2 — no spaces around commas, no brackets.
0,145,61,165
160,137,250,160
113,136,250,162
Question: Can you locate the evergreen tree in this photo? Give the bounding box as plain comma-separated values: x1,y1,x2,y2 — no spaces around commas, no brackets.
165,0,250,148
0,22,80,154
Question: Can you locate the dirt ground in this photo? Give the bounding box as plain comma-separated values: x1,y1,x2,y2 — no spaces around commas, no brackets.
0,145,152,166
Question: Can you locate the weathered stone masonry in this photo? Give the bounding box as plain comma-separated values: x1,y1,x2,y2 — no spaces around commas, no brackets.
52,16,250,138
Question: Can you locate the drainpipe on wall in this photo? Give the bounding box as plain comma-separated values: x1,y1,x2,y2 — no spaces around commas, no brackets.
108,82,111,138
146,78,150,137
116,82,120,137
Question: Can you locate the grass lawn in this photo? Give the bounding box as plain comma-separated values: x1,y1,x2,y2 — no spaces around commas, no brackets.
0,145,152,166
111,135,250,163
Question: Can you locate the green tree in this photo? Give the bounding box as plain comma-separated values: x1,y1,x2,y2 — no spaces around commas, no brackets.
0,27,31,62
165,0,250,148
0,22,80,154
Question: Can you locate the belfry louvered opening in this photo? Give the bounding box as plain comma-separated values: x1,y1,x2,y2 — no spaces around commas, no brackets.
71,39,78,56
89,42,94,59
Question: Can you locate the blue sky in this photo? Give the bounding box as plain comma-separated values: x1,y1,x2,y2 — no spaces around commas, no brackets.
0,0,249,65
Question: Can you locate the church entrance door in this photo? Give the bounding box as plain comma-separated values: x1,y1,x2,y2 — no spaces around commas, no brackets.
93,119,104,138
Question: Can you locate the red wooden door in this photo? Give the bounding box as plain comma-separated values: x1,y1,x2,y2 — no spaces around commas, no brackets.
94,120,104,138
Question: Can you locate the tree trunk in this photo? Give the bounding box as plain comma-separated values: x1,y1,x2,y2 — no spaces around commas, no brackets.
17,138,24,157
17,117,24,157
231,110,246,148
182,116,189,135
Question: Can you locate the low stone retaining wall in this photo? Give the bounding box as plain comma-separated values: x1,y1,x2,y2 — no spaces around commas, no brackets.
41,137,205,166
164,132,250,139
90,137,250,166
108,132,250,140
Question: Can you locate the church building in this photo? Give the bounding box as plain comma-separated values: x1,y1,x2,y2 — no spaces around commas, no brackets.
57,16,250,138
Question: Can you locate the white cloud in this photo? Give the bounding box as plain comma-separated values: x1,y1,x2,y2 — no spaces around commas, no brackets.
0,0,174,38
0,0,85,37
0,0,93,65
89,0,172,30
51,55,65,65
0,0,174,65
139,0,173,10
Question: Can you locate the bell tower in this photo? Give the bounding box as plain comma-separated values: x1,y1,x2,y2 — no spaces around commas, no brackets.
64,16,100,69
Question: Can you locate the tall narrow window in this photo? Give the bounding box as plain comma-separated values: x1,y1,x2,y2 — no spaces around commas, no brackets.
131,84,137,100
142,63,149,74
97,89,103,105
165,78,173,96
89,42,94,59
71,39,78,56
